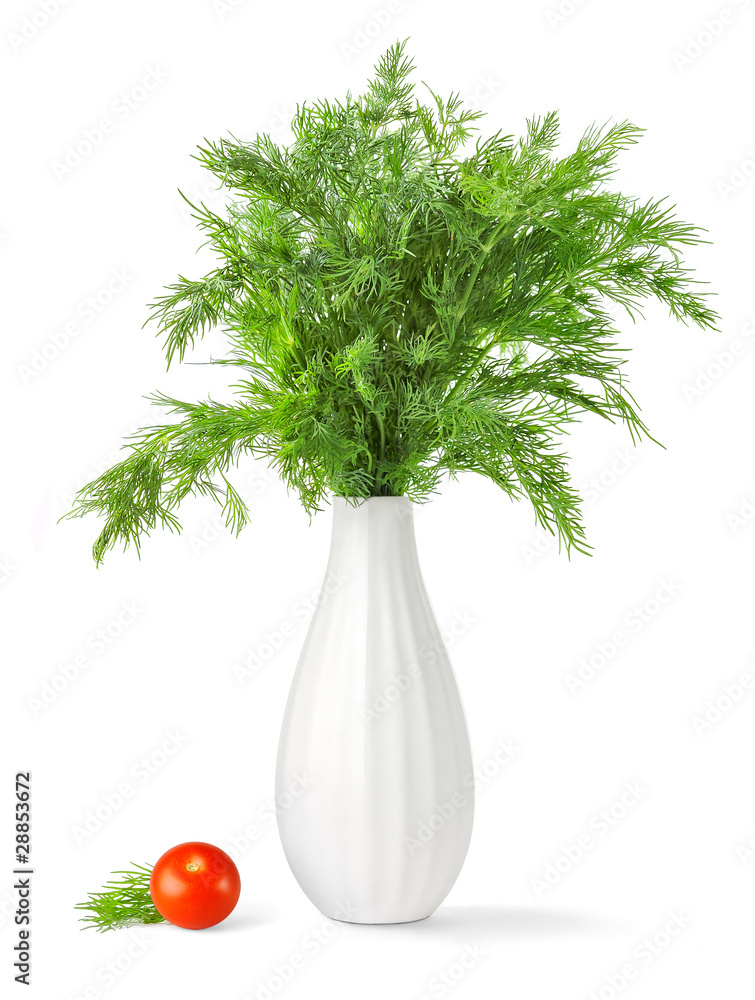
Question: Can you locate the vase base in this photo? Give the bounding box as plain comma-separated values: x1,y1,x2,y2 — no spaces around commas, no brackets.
320,906,433,926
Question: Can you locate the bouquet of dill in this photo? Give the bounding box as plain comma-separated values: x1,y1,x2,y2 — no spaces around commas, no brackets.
66,39,717,562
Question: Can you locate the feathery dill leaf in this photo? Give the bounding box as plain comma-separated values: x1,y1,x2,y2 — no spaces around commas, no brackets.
65,38,718,564
75,864,163,932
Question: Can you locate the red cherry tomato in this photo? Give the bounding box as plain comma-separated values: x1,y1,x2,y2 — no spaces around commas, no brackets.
149,842,241,929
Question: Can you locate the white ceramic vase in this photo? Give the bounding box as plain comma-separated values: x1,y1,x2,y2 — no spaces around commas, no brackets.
275,496,474,924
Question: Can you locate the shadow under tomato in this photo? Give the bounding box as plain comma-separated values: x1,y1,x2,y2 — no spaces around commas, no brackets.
192,904,280,932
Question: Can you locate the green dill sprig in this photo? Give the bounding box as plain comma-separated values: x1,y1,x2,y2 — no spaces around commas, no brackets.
75,864,164,932
64,38,719,564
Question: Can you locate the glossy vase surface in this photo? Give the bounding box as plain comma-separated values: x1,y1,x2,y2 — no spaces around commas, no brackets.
276,496,474,924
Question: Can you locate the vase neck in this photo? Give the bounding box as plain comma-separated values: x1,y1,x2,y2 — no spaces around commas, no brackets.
328,496,418,575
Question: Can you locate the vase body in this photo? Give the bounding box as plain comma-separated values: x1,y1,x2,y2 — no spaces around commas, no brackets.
275,496,474,924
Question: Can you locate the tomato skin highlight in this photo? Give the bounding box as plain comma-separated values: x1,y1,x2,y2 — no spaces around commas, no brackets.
149,842,241,929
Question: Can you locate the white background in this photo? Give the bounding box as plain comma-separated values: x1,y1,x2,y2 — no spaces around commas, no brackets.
2,0,754,997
